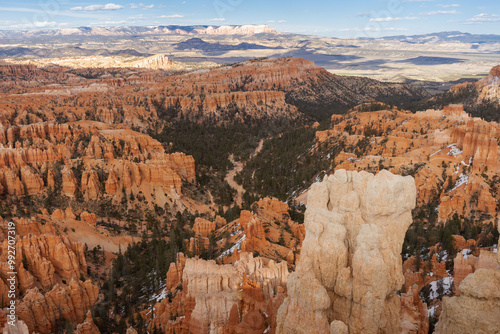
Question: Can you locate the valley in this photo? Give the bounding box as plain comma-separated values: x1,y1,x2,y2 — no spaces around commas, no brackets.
0,23,499,334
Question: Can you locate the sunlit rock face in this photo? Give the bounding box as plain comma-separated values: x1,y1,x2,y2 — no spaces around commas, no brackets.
277,169,416,334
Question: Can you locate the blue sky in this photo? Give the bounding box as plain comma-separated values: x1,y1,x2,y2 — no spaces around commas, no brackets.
1,0,499,38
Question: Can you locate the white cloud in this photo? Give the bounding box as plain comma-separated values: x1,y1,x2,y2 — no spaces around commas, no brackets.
369,16,419,22
71,3,123,11
405,0,434,2
1,20,66,29
209,18,226,21
32,21,58,27
129,3,154,10
357,12,372,17
422,10,459,15
438,4,460,7
157,14,184,18
128,14,144,20
465,13,500,24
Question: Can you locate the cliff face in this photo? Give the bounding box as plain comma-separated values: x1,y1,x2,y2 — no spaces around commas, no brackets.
475,65,500,102
0,57,428,131
277,169,416,334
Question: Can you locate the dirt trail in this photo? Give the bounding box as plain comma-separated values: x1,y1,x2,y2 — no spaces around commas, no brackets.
225,139,264,206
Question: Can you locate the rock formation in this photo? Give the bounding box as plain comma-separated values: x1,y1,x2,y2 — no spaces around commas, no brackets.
315,106,500,224
0,218,96,334
277,169,416,334
17,279,99,334
151,252,288,333
435,222,500,333
75,311,100,334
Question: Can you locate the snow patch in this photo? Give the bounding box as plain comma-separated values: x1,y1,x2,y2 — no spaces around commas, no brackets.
428,305,438,318
447,144,462,156
461,249,472,259
429,277,454,300
450,173,469,191
218,234,246,258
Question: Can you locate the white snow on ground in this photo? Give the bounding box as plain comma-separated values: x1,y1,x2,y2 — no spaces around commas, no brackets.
447,144,463,156
461,157,473,166
230,229,243,237
461,249,472,259
429,277,454,300
428,305,438,318
218,234,246,258
151,288,168,302
451,173,469,191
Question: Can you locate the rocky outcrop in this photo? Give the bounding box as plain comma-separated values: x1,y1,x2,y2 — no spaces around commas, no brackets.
451,118,499,172
0,232,86,291
475,65,500,102
17,279,99,334
435,269,500,333
75,311,100,334
435,224,500,333
80,211,97,228
81,169,101,200
166,252,186,290
277,169,416,334
400,285,429,334
62,167,78,196
453,249,497,291
152,252,288,334
192,218,216,238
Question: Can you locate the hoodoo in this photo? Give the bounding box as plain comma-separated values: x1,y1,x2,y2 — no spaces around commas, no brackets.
277,169,416,334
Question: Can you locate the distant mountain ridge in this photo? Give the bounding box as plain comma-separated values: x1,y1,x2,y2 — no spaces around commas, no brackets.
0,24,278,40
379,31,500,44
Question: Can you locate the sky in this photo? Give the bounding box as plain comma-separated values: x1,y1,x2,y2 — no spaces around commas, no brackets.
1,0,500,38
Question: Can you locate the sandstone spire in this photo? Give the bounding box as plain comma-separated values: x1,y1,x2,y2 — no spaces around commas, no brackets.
276,169,416,334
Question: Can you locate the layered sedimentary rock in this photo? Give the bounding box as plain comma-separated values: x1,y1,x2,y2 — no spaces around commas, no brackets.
315,105,500,224
475,65,500,102
277,169,416,334
451,118,499,172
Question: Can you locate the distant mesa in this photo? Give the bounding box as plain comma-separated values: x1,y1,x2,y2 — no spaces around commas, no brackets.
175,37,280,53
398,56,465,65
